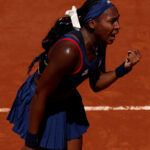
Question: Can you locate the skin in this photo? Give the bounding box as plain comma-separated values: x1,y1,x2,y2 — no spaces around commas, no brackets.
22,6,141,150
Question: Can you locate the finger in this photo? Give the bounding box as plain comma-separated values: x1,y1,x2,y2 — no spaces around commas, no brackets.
128,51,137,58
127,56,140,65
128,52,140,60
127,54,135,61
133,49,141,58
133,49,139,53
132,57,140,65
125,56,130,63
128,50,133,55
133,49,140,57
125,58,132,68
136,50,141,58
128,49,140,56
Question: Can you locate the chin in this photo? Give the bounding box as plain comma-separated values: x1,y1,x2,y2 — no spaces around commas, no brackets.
107,39,115,44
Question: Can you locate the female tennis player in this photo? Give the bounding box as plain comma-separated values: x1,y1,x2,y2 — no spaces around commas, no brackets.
7,0,141,149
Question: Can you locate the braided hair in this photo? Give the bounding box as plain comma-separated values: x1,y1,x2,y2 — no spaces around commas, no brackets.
28,0,101,74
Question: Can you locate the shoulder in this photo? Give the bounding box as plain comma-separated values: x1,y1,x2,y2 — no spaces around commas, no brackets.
50,38,81,56
47,38,82,74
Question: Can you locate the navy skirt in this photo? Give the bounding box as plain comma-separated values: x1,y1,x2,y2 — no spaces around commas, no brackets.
7,74,89,149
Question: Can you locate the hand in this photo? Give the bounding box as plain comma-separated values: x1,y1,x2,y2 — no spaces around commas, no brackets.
124,49,141,68
21,145,35,150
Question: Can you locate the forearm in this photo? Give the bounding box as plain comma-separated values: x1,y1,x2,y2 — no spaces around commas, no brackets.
28,91,47,134
94,70,118,91
93,62,132,91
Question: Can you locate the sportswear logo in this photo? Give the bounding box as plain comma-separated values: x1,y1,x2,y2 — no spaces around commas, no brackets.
81,69,89,76
98,60,102,67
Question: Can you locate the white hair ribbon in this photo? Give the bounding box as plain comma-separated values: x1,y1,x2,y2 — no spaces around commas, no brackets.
65,6,81,31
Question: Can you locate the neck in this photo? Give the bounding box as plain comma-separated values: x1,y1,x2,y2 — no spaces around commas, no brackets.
81,28,97,50
80,28,106,61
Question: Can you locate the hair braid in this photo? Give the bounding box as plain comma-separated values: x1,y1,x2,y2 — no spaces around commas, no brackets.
42,17,73,52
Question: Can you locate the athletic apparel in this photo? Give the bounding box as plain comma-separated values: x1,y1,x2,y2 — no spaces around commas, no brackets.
7,74,89,149
7,30,102,149
36,30,102,87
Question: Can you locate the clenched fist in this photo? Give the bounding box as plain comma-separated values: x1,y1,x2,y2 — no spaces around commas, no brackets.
124,49,141,68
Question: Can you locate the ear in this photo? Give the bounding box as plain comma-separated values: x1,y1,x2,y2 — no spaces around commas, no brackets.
87,19,96,30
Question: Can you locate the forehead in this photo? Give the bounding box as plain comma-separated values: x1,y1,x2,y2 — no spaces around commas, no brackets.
99,6,120,19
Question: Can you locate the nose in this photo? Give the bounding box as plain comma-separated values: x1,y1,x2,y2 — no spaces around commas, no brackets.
114,20,120,31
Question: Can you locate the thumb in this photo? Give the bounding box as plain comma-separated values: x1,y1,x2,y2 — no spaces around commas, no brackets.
124,58,132,68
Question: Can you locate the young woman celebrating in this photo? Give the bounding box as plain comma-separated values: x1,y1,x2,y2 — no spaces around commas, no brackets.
7,0,141,149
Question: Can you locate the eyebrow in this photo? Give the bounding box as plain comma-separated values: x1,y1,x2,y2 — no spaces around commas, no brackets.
109,14,120,20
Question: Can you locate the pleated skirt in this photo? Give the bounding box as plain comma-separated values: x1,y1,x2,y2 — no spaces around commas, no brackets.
7,73,89,149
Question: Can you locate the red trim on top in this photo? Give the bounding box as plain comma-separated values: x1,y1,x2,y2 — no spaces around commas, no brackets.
48,38,84,74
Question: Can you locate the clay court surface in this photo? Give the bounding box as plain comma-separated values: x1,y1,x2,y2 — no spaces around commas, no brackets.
0,0,150,149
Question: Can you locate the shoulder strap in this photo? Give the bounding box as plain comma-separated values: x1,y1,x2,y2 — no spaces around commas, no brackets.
67,30,85,46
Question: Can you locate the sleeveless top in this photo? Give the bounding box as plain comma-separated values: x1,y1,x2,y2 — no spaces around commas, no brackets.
35,30,102,88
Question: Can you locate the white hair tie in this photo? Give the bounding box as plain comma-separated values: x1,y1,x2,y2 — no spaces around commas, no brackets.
65,6,81,31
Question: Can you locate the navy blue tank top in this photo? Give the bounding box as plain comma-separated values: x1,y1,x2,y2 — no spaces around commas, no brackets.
58,30,102,87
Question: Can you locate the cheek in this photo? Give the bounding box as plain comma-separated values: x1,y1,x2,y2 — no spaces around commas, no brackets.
97,24,113,41
94,20,114,42
103,24,113,36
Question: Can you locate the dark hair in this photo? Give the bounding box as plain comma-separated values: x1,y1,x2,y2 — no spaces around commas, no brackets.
28,0,101,74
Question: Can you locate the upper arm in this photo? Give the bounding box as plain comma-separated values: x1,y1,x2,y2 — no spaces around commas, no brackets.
35,40,80,98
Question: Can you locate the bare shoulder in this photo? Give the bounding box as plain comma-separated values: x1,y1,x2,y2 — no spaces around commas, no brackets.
49,39,80,60
47,39,81,74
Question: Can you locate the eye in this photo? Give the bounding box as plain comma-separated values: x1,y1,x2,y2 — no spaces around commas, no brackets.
111,20,115,23
109,19,115,24
109,18,119,24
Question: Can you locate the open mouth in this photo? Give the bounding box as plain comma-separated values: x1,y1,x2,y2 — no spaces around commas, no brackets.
110,34,115,38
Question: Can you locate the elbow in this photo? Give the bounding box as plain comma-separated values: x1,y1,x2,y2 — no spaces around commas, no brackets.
90,80,108,92
90,83,100,92
91,85,104,92
91,84,108,92
90,79,105,92
92,88,100,92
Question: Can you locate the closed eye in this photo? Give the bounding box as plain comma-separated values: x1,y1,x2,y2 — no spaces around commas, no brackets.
109,15,120,24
